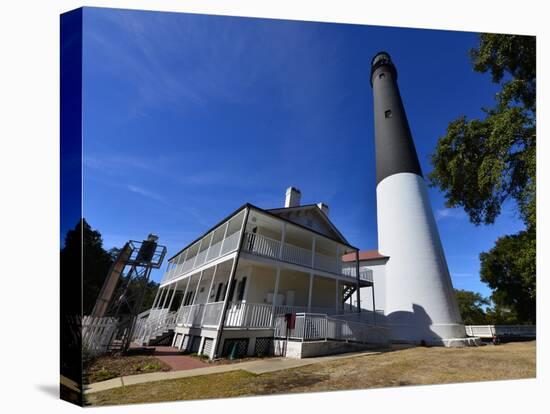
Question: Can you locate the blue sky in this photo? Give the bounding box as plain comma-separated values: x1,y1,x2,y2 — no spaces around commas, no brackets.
80,7,525,298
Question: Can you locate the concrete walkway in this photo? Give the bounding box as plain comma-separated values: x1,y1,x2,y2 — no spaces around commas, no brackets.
84,350,380,394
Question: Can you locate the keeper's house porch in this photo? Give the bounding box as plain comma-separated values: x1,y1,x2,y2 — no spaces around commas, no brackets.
134,204,385,359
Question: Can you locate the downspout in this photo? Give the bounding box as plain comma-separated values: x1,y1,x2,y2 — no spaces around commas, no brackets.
213,206,250,359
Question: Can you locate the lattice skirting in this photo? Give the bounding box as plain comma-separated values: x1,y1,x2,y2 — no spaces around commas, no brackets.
222,338,249,358
254,337,273,356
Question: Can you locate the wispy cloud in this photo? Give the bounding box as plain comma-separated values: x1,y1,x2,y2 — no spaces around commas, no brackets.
85,153,265,191
127,184,168,205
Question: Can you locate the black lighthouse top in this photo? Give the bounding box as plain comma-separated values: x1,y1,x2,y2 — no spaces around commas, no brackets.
370,52,423,185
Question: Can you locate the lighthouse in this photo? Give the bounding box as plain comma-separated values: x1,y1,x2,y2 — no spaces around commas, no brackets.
370,52,472,345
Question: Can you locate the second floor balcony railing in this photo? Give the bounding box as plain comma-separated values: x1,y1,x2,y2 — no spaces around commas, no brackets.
242,232,369,282
162,230,242,284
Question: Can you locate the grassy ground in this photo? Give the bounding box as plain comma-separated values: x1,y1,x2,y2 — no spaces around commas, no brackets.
84,354,171,384
86,341,536,406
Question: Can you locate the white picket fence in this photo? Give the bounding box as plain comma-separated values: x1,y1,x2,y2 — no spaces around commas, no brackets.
465,325,536,339
81,316,118,355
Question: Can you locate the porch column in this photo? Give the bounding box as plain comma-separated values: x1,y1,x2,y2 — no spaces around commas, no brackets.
181,276,191,307
191,270,204,305
180,249,190,275
311,237,316,268
355,250,361,314
278,222,286,259
151,287,161,309
271,266,281,324
219,222,230,253
372,285,377,325
173,251,186,279
307,273,314,312
192,239,204,269
206,265,219,303
335,245,340,274
158,286,168,309
160,286,170,309
205,233,214,260
167,281,178,311
213,207,251,359
335,279,339,314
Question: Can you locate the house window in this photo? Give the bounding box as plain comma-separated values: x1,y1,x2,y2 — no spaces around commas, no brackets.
385,109,392,118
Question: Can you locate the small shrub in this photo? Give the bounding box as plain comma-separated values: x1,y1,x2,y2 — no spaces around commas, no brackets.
93,367,117,382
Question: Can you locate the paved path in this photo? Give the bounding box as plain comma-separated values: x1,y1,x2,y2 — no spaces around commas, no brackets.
152,346,209,371
84,350,380,394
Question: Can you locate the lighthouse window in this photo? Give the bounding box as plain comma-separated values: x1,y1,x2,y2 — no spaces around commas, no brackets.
385,109,392,118
379,73,385,79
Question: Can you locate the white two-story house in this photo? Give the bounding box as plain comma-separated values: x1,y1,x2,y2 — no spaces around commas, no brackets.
134,187,388,359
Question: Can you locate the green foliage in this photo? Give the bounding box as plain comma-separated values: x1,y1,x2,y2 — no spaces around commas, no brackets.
454,289,490,325
471,34,535,113
429,34,536,324
61,219,114,315
429,34,535,229
92,367,118,383
61,219,160,315
485,304,520,325
480,229,536,323
135,362,162,372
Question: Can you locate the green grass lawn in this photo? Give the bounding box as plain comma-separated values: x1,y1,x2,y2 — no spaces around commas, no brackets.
86,341,536,406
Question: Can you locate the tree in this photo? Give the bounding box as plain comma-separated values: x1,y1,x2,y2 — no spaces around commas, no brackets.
429,34,536,323
61,219,114,315
60,219,160,315
454,289,490,325
480,229,536,323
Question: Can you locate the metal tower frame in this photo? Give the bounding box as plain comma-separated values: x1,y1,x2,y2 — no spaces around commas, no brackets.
93,234,167,352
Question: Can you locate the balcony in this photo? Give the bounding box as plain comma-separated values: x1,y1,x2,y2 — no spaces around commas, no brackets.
241,232,372,284
161,210,246,285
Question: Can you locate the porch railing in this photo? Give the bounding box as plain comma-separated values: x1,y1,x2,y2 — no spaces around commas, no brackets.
133,310,178,344
340,266,374,283
174,301,349,330
274,313,390,346
162,230,243,284
242,232,366,281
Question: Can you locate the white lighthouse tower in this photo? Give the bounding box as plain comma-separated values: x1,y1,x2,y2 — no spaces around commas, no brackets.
371,52,474,346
